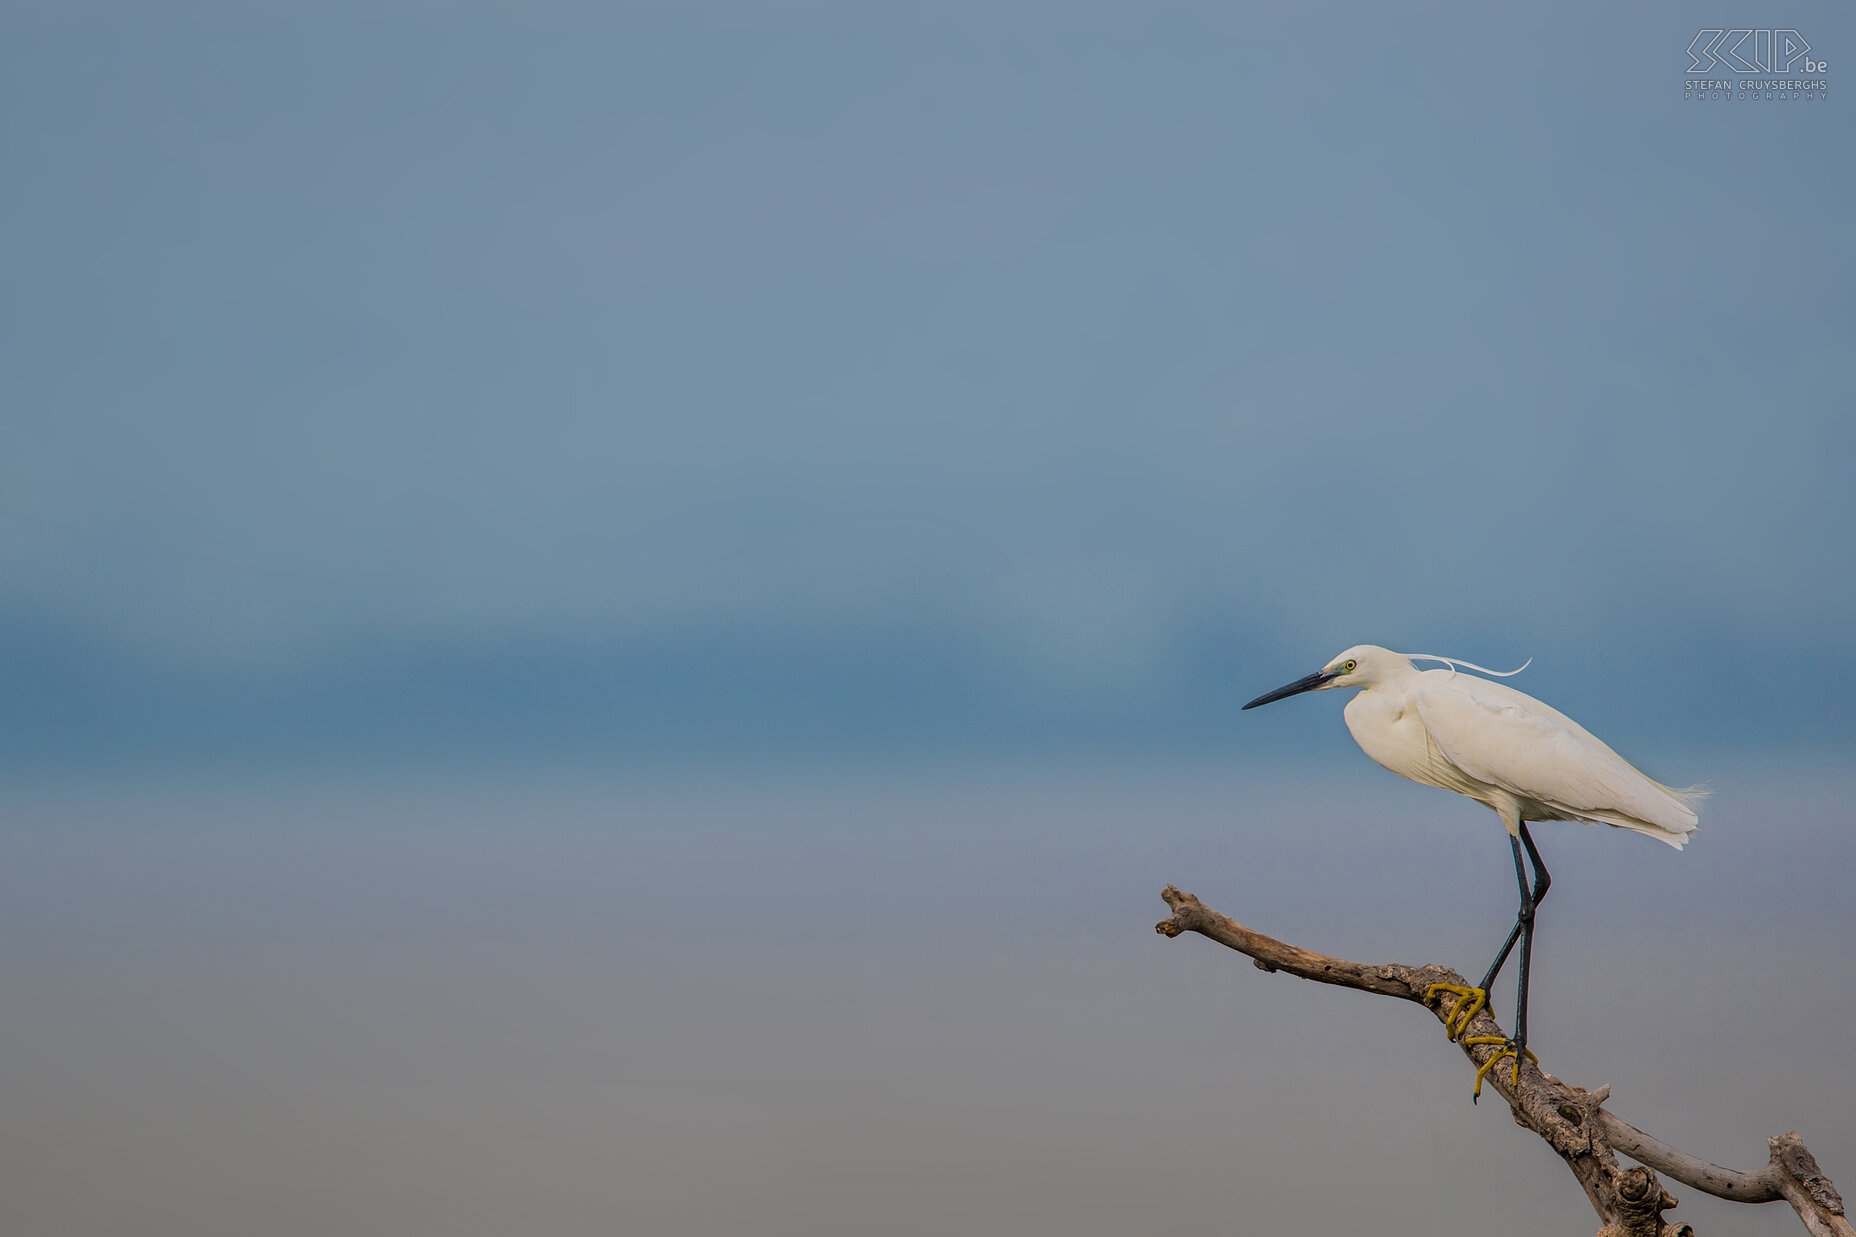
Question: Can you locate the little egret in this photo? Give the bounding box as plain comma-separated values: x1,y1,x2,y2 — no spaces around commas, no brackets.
1243,645,1703,1098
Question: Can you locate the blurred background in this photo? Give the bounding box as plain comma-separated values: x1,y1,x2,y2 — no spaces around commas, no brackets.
1,4,1851,1235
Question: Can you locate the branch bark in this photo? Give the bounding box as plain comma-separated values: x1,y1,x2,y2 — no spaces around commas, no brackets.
1155,884,1851,1237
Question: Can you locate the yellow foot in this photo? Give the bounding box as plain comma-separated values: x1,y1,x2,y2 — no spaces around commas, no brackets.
1425,983,1488,1041
1462,1036,1539,1102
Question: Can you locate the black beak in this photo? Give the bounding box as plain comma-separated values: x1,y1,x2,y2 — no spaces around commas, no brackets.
1242,670,1337,710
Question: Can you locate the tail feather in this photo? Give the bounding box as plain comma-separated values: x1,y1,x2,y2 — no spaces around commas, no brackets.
1660,782,1712,814
1605,815,1698,850
1582,781,1705,849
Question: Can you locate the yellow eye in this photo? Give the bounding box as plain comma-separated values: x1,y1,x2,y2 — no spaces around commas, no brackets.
1343,660,1358,673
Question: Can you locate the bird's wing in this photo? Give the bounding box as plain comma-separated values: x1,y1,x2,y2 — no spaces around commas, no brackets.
1409,674,1698,834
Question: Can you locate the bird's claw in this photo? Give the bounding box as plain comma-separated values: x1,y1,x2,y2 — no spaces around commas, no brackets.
1461,1035,1538,1102
1425,982,1488,1040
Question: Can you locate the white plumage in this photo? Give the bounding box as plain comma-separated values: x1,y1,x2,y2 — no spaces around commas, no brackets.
1326,645,1702,848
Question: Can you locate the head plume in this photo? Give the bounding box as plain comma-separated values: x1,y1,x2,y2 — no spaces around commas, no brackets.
1400,652,1532,680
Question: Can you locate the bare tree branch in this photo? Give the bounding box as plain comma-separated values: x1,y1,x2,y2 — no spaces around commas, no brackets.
1155,884,1852,1237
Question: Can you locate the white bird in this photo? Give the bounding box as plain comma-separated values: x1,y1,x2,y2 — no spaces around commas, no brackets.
1242,644,1704,1097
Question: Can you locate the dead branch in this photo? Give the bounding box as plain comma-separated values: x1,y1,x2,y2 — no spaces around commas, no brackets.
1155,884,1851,1237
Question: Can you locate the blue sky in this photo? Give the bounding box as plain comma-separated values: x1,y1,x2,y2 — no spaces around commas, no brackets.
2,4,1851,766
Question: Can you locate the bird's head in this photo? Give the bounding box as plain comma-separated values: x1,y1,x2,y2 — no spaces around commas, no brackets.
1242,644,1411,709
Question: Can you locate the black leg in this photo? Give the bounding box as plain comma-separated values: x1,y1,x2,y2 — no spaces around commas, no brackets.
1440,822,1554,1100
1472,833,1533,999
1512,822,1550,1057
1520,820,1551,905
1472,922,1521,1000
1467,825,1553,1015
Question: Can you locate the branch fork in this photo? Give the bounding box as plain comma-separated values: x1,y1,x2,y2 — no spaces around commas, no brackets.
1155,884,1849,1237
